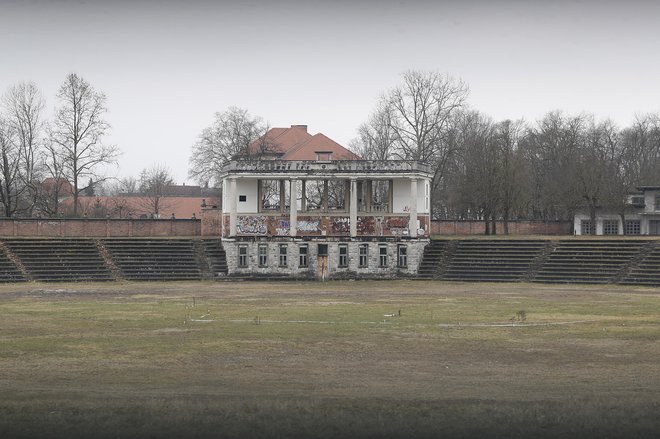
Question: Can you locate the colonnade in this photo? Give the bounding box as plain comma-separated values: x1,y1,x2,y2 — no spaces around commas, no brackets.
227,177,419,238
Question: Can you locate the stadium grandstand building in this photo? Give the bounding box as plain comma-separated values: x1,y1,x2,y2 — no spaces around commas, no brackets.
218,124,432,279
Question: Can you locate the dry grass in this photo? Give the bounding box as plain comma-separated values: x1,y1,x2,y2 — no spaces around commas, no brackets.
1,280,659,438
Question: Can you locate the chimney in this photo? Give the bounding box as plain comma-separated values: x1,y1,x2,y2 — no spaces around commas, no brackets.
291,124,307,132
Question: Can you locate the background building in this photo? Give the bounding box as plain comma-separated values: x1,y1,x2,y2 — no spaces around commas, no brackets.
574,186,660,235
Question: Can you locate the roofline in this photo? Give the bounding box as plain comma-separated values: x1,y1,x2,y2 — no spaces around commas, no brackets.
219,159,432,179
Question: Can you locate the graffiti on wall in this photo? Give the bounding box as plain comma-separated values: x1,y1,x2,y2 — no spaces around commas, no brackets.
384,216,409,236
385,217,409,229
331,217,350,234
297,219,320,233
237,215,267,235
272,218,290,236
357,216,375,235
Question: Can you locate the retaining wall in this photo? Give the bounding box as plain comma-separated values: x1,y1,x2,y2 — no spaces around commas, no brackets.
0,218,201,237
431,220,571,236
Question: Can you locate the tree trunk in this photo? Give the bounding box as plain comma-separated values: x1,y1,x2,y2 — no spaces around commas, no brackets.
589,206,597,236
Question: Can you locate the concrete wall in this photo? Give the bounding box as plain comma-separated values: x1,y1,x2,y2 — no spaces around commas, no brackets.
0,218,201,237
392,178,429,215
431,220,571,236
223,238,427,279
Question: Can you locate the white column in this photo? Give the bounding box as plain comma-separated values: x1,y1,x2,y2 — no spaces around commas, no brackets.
229,177,237,237
289,178,298,236
409,178,418,238
350,178,358,237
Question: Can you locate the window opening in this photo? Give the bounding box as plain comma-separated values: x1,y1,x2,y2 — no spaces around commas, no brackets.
338,244,348,268
260,180,280,211
304,180,324,211
624,220,641,235
358,244,368,268
238,245,248,268
372,180,391,213
603,220,619,235
327,180,347,211
397,245,408,268
279,244,288,267
258,244,268,267
299,245,308,268
379,245,388,267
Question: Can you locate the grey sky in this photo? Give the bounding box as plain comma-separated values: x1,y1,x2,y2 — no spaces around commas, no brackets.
2,0,659,184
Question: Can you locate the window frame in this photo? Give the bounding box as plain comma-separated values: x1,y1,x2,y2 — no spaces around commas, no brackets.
580,220,593,235
299,244,308,268
397,245,408,268
238,244,249,268
603,219,619,235
258,244,268,267
603,219,619,236
338,244,348,268
379,245,388,268
278,244,288,267
624,220,641,235
358,244,368,268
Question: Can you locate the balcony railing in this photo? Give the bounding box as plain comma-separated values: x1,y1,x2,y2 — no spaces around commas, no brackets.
222,159,432,175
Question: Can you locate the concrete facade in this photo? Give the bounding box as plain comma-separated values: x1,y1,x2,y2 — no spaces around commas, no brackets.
223,238,428,279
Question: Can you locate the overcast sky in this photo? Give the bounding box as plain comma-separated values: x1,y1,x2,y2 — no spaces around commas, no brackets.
2,0,659,185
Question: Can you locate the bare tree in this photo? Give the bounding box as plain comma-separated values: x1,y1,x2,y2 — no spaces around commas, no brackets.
0,116,22,217
138,164,175,217
189,106,267,187
113,176,138,195
357,70,468,219
350,100,397,160
387,70,468,163
454,112,501,233
494,119,528,234
37,138,70,217
523,111,584,224
2,82,45,215
619,114,660,185
50,73,119,217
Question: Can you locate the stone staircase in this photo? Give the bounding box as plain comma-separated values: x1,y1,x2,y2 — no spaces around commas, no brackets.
417,240,451,279
2,238,114,282
101,238,203,281
0,242,26,282
532,240,648,284
620,241,660,286
438,240,548,282
197,239,229,279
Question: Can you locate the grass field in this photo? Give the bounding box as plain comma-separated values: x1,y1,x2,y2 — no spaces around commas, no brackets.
1,280,659,438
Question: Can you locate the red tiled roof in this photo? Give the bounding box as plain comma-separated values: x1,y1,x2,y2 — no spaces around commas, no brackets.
246,125,360,160
247,125,312,156
283,133,361,160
